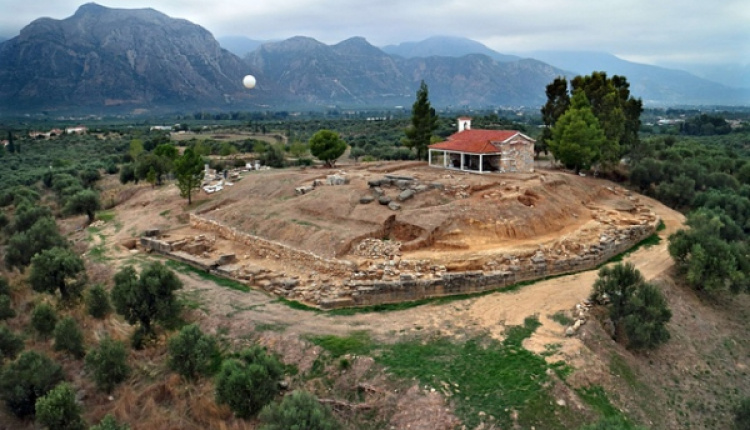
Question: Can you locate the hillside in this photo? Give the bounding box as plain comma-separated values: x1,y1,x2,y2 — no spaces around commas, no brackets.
0,3,249,112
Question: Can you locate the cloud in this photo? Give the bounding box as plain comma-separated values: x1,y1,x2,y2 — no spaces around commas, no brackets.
0,0,747,66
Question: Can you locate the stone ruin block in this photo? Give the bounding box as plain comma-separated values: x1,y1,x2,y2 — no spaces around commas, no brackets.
327,174,349,186
217,254,236,265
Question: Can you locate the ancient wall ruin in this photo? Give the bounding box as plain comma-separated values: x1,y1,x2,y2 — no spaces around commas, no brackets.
139,208,660,310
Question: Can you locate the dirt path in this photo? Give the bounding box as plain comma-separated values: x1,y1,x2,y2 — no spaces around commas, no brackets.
169,194,684,359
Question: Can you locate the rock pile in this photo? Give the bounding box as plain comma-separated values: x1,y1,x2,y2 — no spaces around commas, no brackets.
565,301,591,336
363,175,443,210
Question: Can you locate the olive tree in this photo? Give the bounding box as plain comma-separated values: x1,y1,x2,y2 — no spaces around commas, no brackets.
29,247,87,303
111,262,182,344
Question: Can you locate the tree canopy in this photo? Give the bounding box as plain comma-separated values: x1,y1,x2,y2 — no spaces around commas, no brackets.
174,147,204,204
541,72,642,171
548,91,606,173
403,80,438,160
111,262,182,341
309,130,347,168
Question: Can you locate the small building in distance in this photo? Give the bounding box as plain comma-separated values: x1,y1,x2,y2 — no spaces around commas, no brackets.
428,117,535,173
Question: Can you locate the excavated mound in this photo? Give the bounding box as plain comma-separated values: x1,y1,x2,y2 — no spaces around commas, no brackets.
193,162,646,264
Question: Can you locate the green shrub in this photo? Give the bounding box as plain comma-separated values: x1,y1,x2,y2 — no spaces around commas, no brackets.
85,284,112,319
53,317,86,359
31,302,58,337
167,324,221,380
0,350,64,417
0,276,10,296
85,337,130,393
259,390,341,430
90,414,130,430
35,383,86,430
0,295,15,320
215,345,284,418
622,283,672,350
0,324,24,362
735,397,750,430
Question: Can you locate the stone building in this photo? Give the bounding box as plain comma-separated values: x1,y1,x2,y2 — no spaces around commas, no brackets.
427,117,535,173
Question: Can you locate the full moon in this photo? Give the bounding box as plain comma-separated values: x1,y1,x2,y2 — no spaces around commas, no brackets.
243,75,256,89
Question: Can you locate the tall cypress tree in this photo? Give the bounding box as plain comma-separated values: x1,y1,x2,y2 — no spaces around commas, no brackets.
404,80,438,160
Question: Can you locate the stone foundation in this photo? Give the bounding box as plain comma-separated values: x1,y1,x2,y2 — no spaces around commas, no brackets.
139,211,660,310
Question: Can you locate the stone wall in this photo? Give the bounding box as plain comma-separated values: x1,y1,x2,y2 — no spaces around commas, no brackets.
139,209,660,310
320,220,657,309
188,214,357,277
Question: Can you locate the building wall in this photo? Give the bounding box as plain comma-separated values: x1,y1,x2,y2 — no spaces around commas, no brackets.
498,137,534,172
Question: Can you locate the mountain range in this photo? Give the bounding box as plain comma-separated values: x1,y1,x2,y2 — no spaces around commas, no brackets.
0,3,747,115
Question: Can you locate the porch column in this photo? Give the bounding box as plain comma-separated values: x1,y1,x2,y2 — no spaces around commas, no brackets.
479,154,484,173
443,151,448,168
460,152,465,170
428,149,432,166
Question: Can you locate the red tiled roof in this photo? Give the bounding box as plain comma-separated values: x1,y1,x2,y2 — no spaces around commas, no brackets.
428,130,531,154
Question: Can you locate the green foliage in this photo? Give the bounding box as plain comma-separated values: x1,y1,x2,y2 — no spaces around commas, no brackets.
543,72,642,170
35,383,86,430
167,324,221,380
0,350,64,417
668,210,748,295
90,414,130,430
734,397,750,430
174,147,204,205
0,295,15,320
29,247,87,302
591,263,671,350
578,413,647,429
31,302,58,337
309,331,372,358
258,390,341,430
621,283,672,350
539,77,571,155
5,216,68,271
680,113,732,136
0,324,24,362
4,201,52,236
309,130,347,168
64,189,102,223
403,80,438,160
262,144,287,168
0,277,9,296
53,316,85,359
591,263,644,323
549,91,607,173
111,262,183,341
85,336,130,393
119,163,136,184
215,345,284,419
85,284,112,319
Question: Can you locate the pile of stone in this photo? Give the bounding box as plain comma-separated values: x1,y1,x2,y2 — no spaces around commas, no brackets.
361,175,443,210
296,172,349,195
352,238,402,258
565,301,591,336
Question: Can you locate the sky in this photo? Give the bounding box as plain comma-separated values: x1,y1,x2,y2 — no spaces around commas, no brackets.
1,0,748,68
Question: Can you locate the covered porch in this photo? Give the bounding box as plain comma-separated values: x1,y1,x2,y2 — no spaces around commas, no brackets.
428,149,503,173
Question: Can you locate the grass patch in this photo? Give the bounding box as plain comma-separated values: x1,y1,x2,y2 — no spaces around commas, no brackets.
290,218,321,229
159,209,171,218
178,289,208,312
606,232,662,264
309,331,373,358
276,297,322,312
96,210,116,222
550,311,573,326
576,385,626,420
254,323,288,332
164,260,250,292
376,316,576,429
